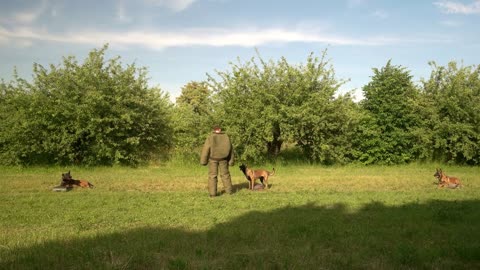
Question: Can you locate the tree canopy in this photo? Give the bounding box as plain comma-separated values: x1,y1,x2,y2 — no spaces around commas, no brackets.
0,45,173,166
358,60,422,164
1,45,479,166
207,50,359,163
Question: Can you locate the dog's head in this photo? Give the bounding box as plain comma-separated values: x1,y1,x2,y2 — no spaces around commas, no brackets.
239,163,251,181
62,171,73,181
239,164,247,174
433,168,442,180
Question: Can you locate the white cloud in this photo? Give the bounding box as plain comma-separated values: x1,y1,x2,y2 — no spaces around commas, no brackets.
0,0,49,26
0,34,8,45
439,20,463,26
14,11,39,24
347,0,368,9
116,0,133,23
15,0,48,23
145,0,198,12
434,0,480,14
0,26,452,49
372,9,389,19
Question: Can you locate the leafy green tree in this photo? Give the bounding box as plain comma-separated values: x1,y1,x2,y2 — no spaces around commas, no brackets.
0,45,173,166
422,61,480,164
208,50,358,163
0,73,38,164
172,81,214,156
176,81,212,116
358,60,422,164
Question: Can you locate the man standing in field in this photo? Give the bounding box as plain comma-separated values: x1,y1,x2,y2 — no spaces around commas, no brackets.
200,126,234,197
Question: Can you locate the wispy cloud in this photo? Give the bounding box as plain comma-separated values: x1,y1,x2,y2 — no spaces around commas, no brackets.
12,0,48,24
434,0,480,14
439,19,463,26
347,0,368,9
145,0,198,12
116,0,132,23
14,11,39,24
372,9,389,19
0,26,452,49
0,0,50,28
0,34,8,45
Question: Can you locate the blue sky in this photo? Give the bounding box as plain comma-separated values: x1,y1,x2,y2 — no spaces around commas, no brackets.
1,0,479,101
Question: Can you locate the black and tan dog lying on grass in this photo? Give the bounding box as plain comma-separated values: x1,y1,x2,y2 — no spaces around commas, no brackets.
433,168,461,189
61,171,94,188
239,164,275,190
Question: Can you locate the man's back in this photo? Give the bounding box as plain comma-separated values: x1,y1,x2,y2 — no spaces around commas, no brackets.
207,132,232,160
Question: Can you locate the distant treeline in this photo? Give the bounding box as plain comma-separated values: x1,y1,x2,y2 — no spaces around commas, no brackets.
1,45,479,166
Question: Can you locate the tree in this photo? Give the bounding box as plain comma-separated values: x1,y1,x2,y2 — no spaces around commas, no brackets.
176,81,212,116
422,61,480,164
0,45,173,166
358,60,421,164
208,50,357,163
172,81,214,157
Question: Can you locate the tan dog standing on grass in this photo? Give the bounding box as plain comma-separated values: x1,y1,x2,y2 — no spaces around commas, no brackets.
239,164,275,190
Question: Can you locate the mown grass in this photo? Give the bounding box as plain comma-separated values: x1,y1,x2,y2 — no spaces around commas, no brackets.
0,163,479,269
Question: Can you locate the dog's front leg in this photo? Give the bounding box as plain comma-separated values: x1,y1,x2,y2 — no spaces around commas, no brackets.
248,173,255,190
247,171,255,190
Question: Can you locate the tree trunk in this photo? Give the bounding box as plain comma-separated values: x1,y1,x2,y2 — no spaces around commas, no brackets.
267,122,283,157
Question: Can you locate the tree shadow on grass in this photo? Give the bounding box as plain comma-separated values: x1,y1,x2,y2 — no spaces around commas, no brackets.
2,200,479,269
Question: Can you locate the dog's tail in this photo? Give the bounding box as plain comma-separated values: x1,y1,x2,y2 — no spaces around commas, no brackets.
269,168,275,176
88,182,95,188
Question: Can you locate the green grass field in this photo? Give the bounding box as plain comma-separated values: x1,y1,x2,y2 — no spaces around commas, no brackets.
0,163,479,269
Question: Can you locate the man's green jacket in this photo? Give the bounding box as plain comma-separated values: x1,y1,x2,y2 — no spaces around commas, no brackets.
200,132,234,165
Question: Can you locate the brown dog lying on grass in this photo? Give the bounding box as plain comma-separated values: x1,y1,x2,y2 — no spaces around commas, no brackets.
434,168,461,189
239,164,275,190
61,171,94,188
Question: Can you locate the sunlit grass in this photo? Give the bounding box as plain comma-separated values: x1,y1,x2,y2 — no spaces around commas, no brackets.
0,163,479,269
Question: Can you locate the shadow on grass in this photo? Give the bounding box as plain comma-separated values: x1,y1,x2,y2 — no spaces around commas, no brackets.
2,200,479,269
232,181,272,193
232,181,250,193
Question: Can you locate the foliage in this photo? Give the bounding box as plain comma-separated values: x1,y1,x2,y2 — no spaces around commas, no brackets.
0,74,34,164
175,81,212,116
208,50,358,163
422,61,480,164
0,45,173,166
292,93,362,164
172,81,214,161
358,60,422,164
2,46,480,166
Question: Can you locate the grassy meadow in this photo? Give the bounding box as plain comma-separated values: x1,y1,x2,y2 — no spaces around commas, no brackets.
0,163,479,269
